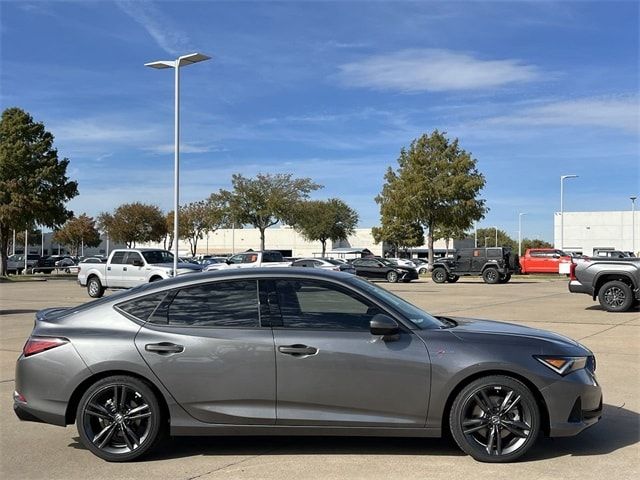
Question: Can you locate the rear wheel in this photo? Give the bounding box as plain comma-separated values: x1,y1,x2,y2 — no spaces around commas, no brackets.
448,275,459,283
450,375,540,463
76,375,164,462
482,268,500,284
87,277,105,298
499,274,512,284
598,280,634,312
432,268,447,284
386,270,399,283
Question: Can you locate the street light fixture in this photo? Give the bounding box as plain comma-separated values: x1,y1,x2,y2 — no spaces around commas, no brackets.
560,174,578,251
518,213,527,256
146,52,211,276
631,196,637,255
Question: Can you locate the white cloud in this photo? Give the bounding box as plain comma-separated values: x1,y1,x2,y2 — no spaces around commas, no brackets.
116,0,191,56
484,96,640,133
336,49,541,92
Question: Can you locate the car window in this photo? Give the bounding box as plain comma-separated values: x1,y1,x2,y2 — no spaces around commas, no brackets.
227,254,243,264
274,279,376,330
110,251,126,264
116,292,169,322
263,252,284,262
529,250,544,257
486,249,501,258
243,253,258,264
161,280,260,328
125,252,143,265
141,250,173,264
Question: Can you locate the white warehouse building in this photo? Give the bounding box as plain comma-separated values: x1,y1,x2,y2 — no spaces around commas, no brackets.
554,211,640,256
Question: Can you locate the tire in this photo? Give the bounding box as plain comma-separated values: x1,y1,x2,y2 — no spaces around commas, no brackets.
76,375,164,462
432,268,447,284
598,280,634,312
149,276,163,283
386,270,399,283
87,277,105,298
499,274,512,284
448,275,459,283
482,268,500,284
449,375,540,463
418,267,428,275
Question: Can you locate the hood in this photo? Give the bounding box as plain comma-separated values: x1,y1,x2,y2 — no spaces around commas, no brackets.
446,317,584,350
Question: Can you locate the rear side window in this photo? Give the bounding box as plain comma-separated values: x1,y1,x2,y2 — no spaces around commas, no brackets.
156,280,260,328
116,292,169,322
110,252,126,264
487,249,501,258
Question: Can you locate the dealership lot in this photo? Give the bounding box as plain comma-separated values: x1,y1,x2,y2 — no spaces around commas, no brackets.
0,277,638,480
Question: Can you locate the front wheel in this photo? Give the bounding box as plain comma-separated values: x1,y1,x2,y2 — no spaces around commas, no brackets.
386,270,399,283
449,375,540,463
432,268,447,284
76,375,164,462
87,277,105,298
598,280,634,312
482,268,500,284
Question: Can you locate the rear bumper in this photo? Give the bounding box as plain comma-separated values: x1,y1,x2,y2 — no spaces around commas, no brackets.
568,280,592,296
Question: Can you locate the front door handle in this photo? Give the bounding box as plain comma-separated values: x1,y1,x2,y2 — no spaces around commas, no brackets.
145,342,184,354
278,344,318,356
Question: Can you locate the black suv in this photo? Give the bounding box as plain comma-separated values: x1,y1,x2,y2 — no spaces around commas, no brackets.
431,247,520,284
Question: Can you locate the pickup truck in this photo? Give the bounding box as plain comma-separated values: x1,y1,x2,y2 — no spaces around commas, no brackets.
78,248,202,298
519,248,572,274
204,250,291,271
569,258,640,312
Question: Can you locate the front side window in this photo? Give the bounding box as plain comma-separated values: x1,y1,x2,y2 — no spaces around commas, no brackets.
274,279,376,330
159,280,260,328
125,252,144,265
243,253,258,264
141,250,173,264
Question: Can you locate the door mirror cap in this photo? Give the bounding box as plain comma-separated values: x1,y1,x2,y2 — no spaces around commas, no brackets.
370,314,400,336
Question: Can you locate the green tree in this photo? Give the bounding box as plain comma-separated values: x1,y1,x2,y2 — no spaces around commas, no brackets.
522,238,553,251
98,203,167,248
222,173,321,250
52,214,101,256
473,227,517,250
376,131,487,267
0,108,78,274
293,198,359,256
371,219,424,257
181,195,229,256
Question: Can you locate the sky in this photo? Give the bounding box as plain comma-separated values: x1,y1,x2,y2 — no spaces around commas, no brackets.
1,0,639,242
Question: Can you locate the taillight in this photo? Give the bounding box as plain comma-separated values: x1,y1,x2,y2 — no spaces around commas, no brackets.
569,263,577,281
22,337,68,357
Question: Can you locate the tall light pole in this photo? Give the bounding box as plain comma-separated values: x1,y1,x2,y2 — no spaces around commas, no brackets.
518,213,527,256
560,174,578,250
146,52,211,275
474,222,477,247
494,226,498,247
631,196,637,255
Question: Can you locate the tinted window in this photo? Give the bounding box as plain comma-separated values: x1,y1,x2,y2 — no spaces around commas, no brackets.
487,249,502,258
141,250,173,264
110,251,126,264
116,292,169,322
529,250,545,257
263,252,284,262
162,280,259,327
125,252,143,265
274,279,375,330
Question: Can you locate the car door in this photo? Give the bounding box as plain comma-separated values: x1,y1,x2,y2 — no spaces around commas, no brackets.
121,251,146,287
106,251,127,286
266,278,431,427
134,279,276,425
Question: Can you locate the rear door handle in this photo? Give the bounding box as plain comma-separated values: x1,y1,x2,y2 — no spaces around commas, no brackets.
145,342,184,354
278,344,318,356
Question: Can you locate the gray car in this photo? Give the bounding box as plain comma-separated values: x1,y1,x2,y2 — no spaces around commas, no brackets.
14,268,601,463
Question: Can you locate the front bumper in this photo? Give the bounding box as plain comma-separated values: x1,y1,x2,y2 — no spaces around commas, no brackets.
541,367,602,437
399,270,419,281
568,279,592,296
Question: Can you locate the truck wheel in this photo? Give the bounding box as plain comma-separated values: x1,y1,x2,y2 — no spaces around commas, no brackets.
432,268,447,284
448,275,459,283
482,268,500,284
598,281,633,312
499,274,512,284
87,277,105,298
386,271,399,283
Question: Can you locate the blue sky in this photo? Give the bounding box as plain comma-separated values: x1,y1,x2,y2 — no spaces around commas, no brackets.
1,0,638,241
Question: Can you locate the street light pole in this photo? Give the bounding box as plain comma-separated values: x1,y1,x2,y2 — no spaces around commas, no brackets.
560,174,578,250
518,213,527,256
494,226,498,247
474,222,477,248
146,53,211,276
631,196,637,255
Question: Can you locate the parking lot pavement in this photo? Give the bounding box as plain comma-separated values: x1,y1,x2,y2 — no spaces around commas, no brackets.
0,277,638,480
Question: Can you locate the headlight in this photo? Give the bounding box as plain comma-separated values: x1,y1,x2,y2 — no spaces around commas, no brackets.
534,355,588,375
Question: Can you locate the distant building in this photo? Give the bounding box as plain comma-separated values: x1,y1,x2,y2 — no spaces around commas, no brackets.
553,211,639,256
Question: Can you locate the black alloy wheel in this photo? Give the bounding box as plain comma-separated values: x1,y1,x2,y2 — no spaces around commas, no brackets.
77,376,163,462
432,268,447,284
598,280,633,312
450,375,539,463
482,268,500,284
499,274,512,284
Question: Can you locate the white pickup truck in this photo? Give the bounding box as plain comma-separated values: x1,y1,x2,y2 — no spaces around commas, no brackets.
204,250,291,271
78,248,202,298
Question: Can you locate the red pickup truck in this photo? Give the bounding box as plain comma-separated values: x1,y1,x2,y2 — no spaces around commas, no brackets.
519,248,572,274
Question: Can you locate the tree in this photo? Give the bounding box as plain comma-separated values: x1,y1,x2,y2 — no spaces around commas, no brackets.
181,194,229,256
473,227,517,251
293,198,359,257
434,225,465,256
222,173,321,250
522,238,553,250
376,131,487,268
97,203,167,248
0,108,78,275
52,214,101,256
371,219,424,257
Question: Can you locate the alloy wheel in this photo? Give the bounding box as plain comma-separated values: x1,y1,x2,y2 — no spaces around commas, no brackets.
603,286,625,307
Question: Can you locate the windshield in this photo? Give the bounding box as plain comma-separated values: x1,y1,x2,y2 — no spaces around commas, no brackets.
348,276,444,329
141,250,174,264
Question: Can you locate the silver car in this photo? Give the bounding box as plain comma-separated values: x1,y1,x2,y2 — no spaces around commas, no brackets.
14,269,601,463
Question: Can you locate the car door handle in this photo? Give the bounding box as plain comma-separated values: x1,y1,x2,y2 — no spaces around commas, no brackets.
278,344,318,356
145,342,184,354
123,267,128,271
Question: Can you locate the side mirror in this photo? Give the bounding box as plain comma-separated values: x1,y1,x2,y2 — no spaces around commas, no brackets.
370,314,399,336
132,259,144,267
553,254,560,259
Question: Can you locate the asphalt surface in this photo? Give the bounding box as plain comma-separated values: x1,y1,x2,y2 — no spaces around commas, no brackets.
0,276,638,480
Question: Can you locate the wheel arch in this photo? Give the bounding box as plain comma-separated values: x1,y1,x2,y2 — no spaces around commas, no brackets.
592,273,636,300
64,370,171,426
440,369,550,438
